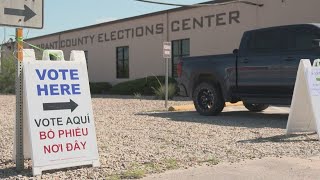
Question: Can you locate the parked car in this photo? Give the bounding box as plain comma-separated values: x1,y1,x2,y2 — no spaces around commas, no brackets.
177,24,320,115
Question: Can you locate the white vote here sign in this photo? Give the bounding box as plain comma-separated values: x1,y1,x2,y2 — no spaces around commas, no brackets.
23,50,99,175
287,59,320,138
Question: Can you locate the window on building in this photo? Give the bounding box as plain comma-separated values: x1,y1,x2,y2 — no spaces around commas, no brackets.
116,46,129,79
172,39,190,77
84,50,89,69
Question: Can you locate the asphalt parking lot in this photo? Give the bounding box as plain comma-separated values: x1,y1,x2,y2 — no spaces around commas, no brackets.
0,95,319,179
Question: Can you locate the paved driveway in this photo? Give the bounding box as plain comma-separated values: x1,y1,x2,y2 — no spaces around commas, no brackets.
143,156,320,180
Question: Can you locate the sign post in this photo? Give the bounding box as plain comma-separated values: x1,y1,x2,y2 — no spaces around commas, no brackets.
15,28,24,172
0,0,44,172
163,42,171,109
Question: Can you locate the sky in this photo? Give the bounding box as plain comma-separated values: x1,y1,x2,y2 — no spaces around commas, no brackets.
0,0,209,43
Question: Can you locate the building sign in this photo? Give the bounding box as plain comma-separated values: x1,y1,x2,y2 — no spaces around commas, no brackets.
32,10,240,49
23,50,99,175
0,0,43,29
163,42,171,59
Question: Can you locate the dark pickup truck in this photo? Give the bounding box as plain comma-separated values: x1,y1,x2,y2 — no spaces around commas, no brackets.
178,24,320,116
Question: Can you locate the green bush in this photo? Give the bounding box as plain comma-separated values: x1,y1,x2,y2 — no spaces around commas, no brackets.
89,82,112,94
0,58,15,94
109,76,176,95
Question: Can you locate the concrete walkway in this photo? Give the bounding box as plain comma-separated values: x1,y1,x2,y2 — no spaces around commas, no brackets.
143,156,320,180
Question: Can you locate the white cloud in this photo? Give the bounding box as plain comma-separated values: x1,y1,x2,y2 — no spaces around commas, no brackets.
95,17,118,24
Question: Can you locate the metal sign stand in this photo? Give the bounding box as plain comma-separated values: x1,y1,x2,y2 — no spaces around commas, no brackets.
15,28,24,171
165,58,168,108
0,0,43,173
163,42,171,109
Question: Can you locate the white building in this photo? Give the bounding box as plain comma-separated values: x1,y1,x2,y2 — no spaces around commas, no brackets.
20,0,320,84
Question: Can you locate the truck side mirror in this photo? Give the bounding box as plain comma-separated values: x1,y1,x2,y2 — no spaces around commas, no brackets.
233,49,239,55
312,39,320,48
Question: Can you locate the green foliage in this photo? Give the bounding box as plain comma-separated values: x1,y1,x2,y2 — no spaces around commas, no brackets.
164,159,179,170
198,157,219,165
109,76,176,95
153,83,176,100
120,163,146,179
144,162,162,173
133,92,142,100
120,169,146,179
89,82,112,94
0,58,16,94
105,175,121,180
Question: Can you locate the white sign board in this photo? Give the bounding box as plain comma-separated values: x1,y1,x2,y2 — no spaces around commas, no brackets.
23,50,99,175
0,0,43,29
163,42,172,59
286,59,320,137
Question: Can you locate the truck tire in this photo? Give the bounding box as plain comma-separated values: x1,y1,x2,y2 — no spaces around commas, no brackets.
243,103,269,112
193,82,225,116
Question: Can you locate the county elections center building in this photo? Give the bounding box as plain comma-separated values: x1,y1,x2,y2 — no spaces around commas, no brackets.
19,0,320,84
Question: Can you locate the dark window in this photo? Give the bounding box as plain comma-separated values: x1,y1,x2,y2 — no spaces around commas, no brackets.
172,39,190,77
84,50,88,69
248,29,281,52
285,26,320,51
116,46,129,78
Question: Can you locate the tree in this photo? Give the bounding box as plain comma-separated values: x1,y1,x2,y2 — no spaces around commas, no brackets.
0,57,16,94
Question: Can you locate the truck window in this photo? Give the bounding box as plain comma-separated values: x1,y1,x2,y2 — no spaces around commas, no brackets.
172,39,190,77
248,29,281,53
286,26,320,51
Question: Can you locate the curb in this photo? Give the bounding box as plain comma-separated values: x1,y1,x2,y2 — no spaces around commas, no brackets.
168,102,243,111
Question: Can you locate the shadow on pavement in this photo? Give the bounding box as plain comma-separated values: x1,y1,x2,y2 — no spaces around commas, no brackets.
0,167,32,179
0,163,93,179
138,111,289,129
91,94,191,101
238,133,318,143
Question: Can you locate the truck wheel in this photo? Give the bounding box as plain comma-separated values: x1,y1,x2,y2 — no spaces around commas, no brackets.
193,82,225,116
243,103,269,112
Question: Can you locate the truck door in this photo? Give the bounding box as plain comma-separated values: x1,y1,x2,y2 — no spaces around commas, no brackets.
281,25,320,98
237,29,284,97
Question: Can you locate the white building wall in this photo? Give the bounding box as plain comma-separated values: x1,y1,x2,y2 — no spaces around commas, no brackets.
26,0,320,84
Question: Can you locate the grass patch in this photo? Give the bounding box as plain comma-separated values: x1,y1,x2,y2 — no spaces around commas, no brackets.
105,174,121,180
164,159,179,170
199,157,219,165
120,163,146,179
153,83,176,100
106,160,181,179
144,162,163,173
120,169,146,179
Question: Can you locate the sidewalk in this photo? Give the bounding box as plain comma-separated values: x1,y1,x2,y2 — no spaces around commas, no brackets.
143,156,320,180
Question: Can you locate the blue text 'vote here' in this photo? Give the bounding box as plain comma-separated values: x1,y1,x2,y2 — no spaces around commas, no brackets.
36,69,82,96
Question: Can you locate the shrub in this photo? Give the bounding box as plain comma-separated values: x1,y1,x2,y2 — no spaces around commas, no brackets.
109,76,176,95
89,82,112,94
153,83,176,100
0,58,16,94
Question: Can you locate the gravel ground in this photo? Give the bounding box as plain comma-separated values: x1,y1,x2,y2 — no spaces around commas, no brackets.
0,95,319,179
